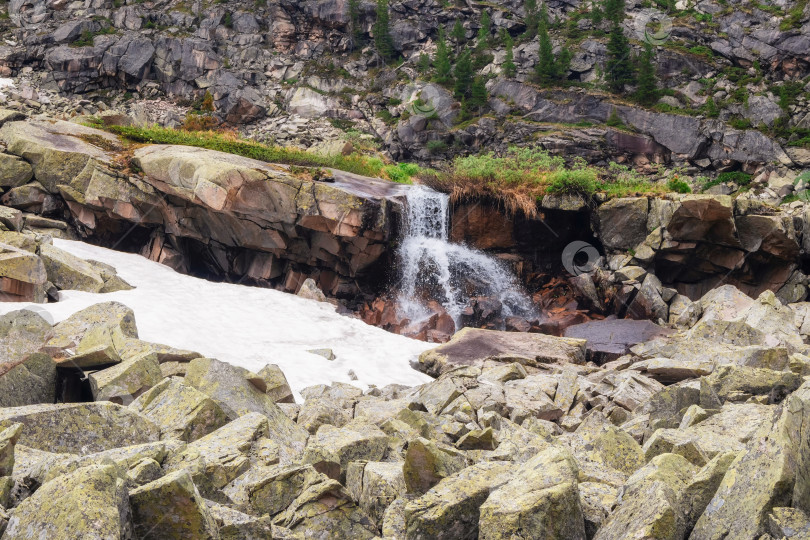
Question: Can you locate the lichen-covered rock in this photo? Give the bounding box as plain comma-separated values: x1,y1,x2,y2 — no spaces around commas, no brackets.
207,501,274,539
0,423,22,476
223,463,324,516
0,307,52,366
681,451,738,531
0,119,117,194
3,462,132,540
767,507,810,539
402,436,467,494
185,357,308,463
272,476,379,539
479,447,586,540
302,422,388,482
0,352,56,407
89,352,163,404
352,461,406,527
129,469,220,539
41,301,138,363
594,454,697,540
0,242,47,302
39,242,104,293
0,153,33,188
579,482,618,538
130,377,228,442
41,440,183,483
257,363,294,404
0,402,160,454
405,461,514,539
297,397,352,434
164,412,278,493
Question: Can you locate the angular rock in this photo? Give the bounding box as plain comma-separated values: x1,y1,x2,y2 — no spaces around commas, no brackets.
257,363,294,404
0,423,22,476
89,352,163,404
479,447,586,540
129,470,219,539
39,242,104,293
403,436,467,494
0,402,160,454
0,153,33,188
0,352,57,408
3,463,132,540
184,357,308,462
302,423,388,482
405,461,514,539
130,377,229,442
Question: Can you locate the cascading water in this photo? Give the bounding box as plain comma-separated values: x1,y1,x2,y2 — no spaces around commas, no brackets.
396,185,536,328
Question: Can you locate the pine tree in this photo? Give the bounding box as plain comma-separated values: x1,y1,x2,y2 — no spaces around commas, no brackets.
476,10,491,51
373,0,395,60
634,41,658,105
434,29,453,84
451,19,466,53
524,0,538,38
348,0,362,49
555,46,571,81
536,4,555,85
605,9,634,93
418,52,431,73
602,0,624,24
502,32,517,77
469,76,488,111
453,49,473,99
591,0,603,25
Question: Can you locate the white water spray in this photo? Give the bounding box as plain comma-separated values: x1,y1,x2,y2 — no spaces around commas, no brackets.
396,185,536,327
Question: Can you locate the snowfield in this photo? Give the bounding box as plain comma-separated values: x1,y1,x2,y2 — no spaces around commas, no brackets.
0,240,434,398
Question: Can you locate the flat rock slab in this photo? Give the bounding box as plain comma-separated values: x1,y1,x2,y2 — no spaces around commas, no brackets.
417,327,586,377
564,319,674,362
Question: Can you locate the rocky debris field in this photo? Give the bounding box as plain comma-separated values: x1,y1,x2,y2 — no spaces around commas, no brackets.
2,278,810,538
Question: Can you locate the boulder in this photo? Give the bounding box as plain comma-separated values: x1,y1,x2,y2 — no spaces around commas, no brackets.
0,352,56,408
767,507,810,539
272,476,378,538
418,327,586,377
403,437,467,494
479,447,586,540
163,412,278,492
0,207,23,231
564,319,673,361
405,461,514,539
39,242,104,292
223,463,324,516
207,501,273,539
351,461,406,527
0,423,22,476
0,402,160,454
89,352,163,404
129,378,229,442
184,357,308,462
0,119,117,194
0,242,47,302
129,470,219,539
0,153,33,188
595,454,697,540
297,398,352,434
3,463,132,540
42,301,138,363
594,197,649,250
302,423,388,482
257,363,294,404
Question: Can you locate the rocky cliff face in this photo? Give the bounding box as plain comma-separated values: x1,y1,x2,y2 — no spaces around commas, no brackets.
0,114,407,301
0,0,806,176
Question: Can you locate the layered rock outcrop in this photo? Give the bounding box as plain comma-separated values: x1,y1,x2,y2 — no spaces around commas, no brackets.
0,115,406,299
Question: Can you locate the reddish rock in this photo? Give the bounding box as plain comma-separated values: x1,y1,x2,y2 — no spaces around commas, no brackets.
450,203,515,250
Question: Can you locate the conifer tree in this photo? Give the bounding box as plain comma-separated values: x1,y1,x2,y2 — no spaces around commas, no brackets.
451,19,466,53
634,41,658,104
524,0,538,38
348,0,362,50
434,29,453,84
605,1,634,93
477,10,491,50
502,32,517,77
469,76,488,111
374,0,395,60
418,52,431,74
536,4,555,85
453,48,473,99
602,0,624,24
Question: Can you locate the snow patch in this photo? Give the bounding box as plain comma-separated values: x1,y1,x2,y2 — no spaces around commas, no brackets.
0,240,434,398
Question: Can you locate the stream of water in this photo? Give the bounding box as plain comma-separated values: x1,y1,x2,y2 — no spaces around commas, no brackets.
396,185,536,327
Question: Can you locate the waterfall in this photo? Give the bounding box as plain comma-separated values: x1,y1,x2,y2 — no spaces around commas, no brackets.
396,185,536,328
